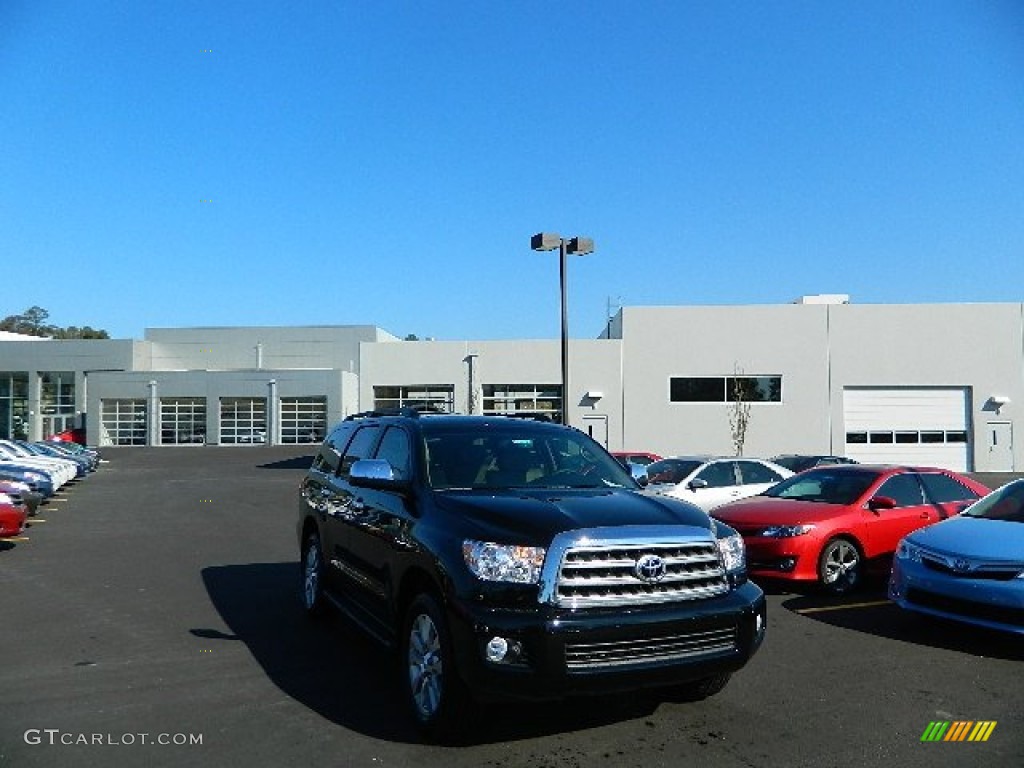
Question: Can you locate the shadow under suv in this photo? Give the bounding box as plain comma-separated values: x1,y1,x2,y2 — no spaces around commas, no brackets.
297,410,766,740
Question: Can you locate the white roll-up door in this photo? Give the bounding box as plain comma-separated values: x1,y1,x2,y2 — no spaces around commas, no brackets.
843,388,971,471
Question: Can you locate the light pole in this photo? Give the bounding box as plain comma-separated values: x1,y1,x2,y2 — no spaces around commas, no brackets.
530,233,595,425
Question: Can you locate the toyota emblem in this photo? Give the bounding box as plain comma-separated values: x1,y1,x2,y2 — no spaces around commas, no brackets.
635,554,668,583
952,558,971,573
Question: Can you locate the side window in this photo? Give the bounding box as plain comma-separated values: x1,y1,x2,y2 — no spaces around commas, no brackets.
874,474,924,507
311,423,355,473
696,462,736,488
918,473,981,503
339,425,382,477
374,426,412,481
737,461,783,485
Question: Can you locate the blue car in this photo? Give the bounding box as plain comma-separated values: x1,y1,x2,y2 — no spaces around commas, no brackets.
889,479,1024,635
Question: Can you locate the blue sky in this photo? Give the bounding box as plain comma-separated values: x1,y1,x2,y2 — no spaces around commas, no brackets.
2,1,1022,341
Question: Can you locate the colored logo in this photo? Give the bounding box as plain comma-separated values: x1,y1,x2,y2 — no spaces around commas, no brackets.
921,721,996,742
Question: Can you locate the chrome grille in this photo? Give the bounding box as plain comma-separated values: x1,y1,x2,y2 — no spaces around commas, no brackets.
554,540,729,608
565,626,737,670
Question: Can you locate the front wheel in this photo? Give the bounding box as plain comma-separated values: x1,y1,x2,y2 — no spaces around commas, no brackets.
301,532,327,618
817,537,862,594
403,593,472,742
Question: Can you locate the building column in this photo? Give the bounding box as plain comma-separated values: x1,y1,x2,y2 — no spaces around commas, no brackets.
147,380,159,446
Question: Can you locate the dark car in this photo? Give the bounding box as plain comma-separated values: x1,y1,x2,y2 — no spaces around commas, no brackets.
770,454,858,474
298,410,766,740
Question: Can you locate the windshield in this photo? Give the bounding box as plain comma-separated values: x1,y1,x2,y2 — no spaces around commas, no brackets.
645,459,704,485
762,468,879,505
424,427,635,490
962,480,1024,523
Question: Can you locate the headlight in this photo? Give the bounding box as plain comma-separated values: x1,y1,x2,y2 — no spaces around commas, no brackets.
463,540,546,584
716,533,746,573
896,540,923,563
762,524,816,538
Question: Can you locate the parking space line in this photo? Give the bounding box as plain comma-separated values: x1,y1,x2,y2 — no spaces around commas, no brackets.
794,600,893,614
2,536,30,542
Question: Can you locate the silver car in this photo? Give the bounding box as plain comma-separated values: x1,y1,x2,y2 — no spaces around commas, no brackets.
889,478,1024,636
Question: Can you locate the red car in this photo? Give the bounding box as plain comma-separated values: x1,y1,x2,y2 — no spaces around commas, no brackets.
712,465,990,594
0,493,28,538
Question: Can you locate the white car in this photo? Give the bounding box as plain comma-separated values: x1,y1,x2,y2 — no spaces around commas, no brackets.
645,456,793,512
0,441,77,489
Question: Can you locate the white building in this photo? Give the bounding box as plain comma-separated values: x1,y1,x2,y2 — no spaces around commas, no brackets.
0,298,1020,472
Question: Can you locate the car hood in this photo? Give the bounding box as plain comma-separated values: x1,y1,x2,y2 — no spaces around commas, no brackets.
433,487,712,545
906,515,1024,561
712,495,849,525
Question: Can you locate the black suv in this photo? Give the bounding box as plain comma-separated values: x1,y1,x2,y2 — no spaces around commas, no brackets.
297,411,766,739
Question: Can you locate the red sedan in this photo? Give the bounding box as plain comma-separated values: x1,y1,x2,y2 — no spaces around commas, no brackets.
712,465,990,594
0,494,27,538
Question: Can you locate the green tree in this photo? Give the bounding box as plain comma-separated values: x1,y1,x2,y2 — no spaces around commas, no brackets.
0,307,109,339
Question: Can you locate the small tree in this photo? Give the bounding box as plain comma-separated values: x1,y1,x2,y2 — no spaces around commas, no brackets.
728,365,752,456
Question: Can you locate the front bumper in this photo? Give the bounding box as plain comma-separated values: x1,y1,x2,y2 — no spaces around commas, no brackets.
744,536,820,582
446,581,766,701
889,556,1024,636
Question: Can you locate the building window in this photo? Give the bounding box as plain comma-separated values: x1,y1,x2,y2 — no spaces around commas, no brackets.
670,376,782,403
160,398,207,444
40,372,76,416
101,399,147,446
482,384,561,421
280,397,327,444
373,385,454,413
0,372,30,440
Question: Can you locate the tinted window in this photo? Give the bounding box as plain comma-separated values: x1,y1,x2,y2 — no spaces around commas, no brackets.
695,462,736,488
311,422,355,472
340,425,382,477
874,474,924,507
374,426,412,481
736,461,783,485
918,473,980,504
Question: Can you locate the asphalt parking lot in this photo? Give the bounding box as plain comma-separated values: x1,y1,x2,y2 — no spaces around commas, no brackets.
1,447,1022,768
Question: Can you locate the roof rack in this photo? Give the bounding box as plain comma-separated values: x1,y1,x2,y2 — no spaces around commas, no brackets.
343,405,452,421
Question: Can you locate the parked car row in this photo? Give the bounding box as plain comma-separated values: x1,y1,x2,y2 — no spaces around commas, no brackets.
623,449,1022,638
0,440,102,541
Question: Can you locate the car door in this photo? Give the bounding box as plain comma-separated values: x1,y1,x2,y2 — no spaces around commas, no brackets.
918,471,984,517
684,461,740,511
862,472,935,556
323,423,383,595
342,425,417,632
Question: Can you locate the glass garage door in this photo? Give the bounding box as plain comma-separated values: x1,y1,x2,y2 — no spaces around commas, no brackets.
220,398,267,444
160,398,207,444
100,399,148,446
280,397,327,444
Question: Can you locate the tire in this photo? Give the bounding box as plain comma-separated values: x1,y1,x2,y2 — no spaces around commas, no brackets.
301,531,327,618
402,593,471,742
670,672,732,702
817,537,862,595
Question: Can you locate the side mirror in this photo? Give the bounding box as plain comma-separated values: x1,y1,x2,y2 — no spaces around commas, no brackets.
349,459,409,492
867,495,896,511
688,478,709,491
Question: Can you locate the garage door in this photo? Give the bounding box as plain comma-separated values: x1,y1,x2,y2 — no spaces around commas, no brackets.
843,388,971,471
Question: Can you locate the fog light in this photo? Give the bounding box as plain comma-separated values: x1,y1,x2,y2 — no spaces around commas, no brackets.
485,636,509,663
779,558,796,572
